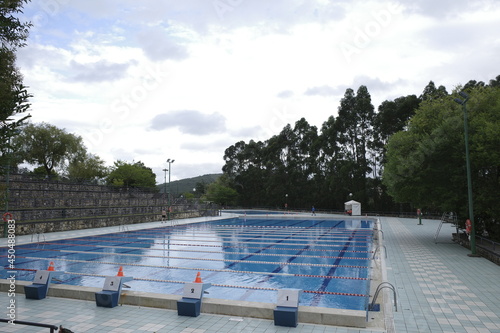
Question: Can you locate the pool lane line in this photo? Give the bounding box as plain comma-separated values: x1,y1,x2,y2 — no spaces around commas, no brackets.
95,232,371,246
54,249,369,268
18,257,369,281
223,219,337,271
311,229,367,307
83,225,374,238
60,271,368,297
136,237,371,247
13,248,368,267
111,228,374,241
12,242,371,258
29,241,373,253
236,221,349,302
68,230,373,245
25,240,373,254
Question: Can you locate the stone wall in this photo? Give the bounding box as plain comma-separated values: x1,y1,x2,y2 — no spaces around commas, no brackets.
1,174,218,236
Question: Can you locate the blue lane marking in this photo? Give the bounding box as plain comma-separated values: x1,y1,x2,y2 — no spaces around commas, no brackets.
223,220,331,270
310,229,360,306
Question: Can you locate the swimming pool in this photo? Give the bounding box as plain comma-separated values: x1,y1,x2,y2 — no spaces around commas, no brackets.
1,216,375,310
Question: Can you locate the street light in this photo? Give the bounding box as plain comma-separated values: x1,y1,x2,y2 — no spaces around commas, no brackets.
454,91,477,256
162,168,168,222
166,159,175,221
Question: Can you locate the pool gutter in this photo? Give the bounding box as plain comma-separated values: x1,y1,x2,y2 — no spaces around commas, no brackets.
1,279,368,328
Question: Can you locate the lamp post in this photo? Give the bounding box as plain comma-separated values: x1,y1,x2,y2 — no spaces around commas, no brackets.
285,194,288,213
166,159,175,221
162,168,168,221
3,134,15,238
454,91,476,256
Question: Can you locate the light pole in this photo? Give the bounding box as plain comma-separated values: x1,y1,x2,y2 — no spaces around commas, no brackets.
162,168,168,221
166,159,175,221
454,91,477,256
285,194,288,213
3,134,15,238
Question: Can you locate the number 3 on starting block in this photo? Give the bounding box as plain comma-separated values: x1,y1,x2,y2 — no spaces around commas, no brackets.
103,276,121,291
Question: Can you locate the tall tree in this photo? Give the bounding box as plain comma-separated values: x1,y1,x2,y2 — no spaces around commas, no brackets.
106,160,156,188
67,153,108,183
383,85,500,238
0,0,32,167
13,122,87,177
373,95,420,171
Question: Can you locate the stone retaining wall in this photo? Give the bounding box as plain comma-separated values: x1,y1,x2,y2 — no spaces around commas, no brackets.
1,174,218,236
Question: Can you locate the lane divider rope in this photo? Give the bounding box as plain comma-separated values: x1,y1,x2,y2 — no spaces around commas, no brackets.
19,257,369,280
61,271,367,297
56,249,369,268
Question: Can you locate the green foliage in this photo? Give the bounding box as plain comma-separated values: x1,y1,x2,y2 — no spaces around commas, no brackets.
31,165,58,179
106,160,157,188
157,174,220,197
383,85,500,238
67,153,108,183
13,122,87,176
0,1,32,170
0,0,32,49
204,175,238,206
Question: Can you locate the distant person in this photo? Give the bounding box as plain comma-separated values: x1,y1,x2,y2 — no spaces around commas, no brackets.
311,206,316,216
161,210,167,222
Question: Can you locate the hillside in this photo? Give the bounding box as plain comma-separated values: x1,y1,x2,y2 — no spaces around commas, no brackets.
157,173,221,196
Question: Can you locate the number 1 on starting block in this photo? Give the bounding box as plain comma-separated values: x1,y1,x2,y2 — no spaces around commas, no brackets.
33,270,50,285
277,289,301,307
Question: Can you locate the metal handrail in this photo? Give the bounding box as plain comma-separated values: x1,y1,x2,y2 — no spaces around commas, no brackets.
0,319,58,332
372,245,387,259
369,282,397,312
476,235,499,252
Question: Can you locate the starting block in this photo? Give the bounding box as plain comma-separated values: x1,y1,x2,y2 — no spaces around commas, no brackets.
177,282,212,317
273,288,302,327
95,275,133,308
24,269,63,300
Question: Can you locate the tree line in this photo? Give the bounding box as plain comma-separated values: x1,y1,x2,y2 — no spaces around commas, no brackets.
218,78,500,240
1,2,499,239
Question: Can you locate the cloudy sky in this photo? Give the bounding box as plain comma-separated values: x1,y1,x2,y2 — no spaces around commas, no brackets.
16,0,500,183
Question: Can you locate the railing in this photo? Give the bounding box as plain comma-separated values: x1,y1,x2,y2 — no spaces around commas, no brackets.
0,319,58,332
476,235,499,253
434,212,458,243
369,282,397,312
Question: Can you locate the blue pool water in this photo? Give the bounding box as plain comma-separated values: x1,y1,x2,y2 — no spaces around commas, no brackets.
1,217,374,310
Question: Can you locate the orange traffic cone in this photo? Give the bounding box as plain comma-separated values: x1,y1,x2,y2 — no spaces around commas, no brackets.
47,261,55,271
117,266,124,277
194,272,202,283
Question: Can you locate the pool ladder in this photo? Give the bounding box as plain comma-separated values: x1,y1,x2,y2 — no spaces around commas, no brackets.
369,282,397,312
372,245,387,259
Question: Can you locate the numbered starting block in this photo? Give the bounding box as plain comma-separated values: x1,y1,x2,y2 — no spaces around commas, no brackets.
24,269,63,300
95,275,133,308
273,289,302,327
177,282,212,317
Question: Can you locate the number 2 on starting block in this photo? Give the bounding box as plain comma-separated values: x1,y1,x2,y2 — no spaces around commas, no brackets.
183,283,203,299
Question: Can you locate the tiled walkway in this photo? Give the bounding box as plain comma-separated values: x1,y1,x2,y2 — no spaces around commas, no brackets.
1,216,499,332
382,217,500,333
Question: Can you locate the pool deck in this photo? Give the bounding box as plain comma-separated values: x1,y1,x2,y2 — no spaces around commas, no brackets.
1,215,500,332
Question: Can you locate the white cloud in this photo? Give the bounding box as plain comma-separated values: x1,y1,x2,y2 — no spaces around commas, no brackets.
15,0,500,184
150,110,227,135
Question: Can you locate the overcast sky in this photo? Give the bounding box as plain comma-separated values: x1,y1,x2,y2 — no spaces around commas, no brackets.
16,0,500,183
